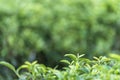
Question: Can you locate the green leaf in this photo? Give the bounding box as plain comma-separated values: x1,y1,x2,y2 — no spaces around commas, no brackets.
93,57,99,61
25,61,31,66
0,61,20,77
31,61,37,65
65,54,77,61
60,60,70,64
109,53,120,61
0,61,16,72
17,65,29,74
78,54,85,58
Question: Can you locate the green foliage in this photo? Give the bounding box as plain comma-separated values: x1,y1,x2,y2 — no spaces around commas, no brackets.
1,54,120,80
0,0,120,79
0,0,120,64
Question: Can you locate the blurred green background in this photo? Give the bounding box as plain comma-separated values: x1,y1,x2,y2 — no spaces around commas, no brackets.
0,0,120,79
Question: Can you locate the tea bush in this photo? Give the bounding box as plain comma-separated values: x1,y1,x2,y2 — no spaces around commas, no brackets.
0,0,120,65
1,53,120,80
1,0,120,79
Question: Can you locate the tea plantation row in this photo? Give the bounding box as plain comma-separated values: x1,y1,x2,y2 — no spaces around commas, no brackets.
0,53,120,80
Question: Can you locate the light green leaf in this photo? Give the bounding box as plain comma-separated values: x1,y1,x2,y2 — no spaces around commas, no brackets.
25,61,31,66
0,61,16,72
60,60,70,64
31,61,37,65
17,65,29,74
93,57,99,61
109,53,120,61
65,54,77,61
0,61,21,77
78,54,85,58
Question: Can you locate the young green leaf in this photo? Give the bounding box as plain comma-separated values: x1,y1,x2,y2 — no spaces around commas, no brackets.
60,60,70,64
109,53,120,61
17,65,29,74
78,54,85,58
65,54,77,61
93,57,99,61
0,61,16,72
0,61,20,77
25,61,31,66
31,61,37,65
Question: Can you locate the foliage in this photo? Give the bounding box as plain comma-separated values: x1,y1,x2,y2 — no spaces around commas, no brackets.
0,0,120,63
1,54,120,80
0,0,120,79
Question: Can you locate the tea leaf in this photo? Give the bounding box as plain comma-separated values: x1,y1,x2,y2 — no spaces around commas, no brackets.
93,57,99,61
0,61,16,72
78,54,85,58
109,53,120,61
31,61,37,65
65,54,77,61
0,61,20,77
25,61,31,66
17,65,29,74
60,60,70,64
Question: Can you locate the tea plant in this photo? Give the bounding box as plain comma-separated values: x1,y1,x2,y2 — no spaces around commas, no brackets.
0,53,120,80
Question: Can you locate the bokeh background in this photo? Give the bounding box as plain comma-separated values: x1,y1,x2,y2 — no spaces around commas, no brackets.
0,0,120,79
